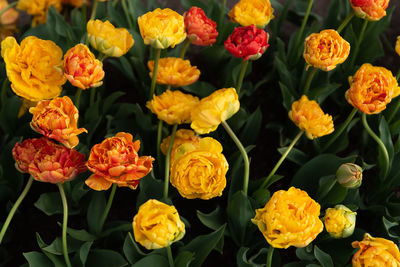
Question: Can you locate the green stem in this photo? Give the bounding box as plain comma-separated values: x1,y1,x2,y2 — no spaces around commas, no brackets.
81,2,87,34
179,38,191,59
361,113,390,180
396,68,400,82
167,246,174,267
303,67,317,95
157,120,163,168
218,0,227,30
294,0,314,53
1,79,9,108
236,60,249,95
260,131,304,189
75,88,82,108
90,87,96,106
121,0,134,29
149,48,161,99
0,2,17,18
164,124,178,200
321,108,358,152
266,247,274,267
0,176,33,245
222,121,250,195
337,12,355,34
57,183,72,267
98,183,117,232
349,20,368,69
90,0,99,20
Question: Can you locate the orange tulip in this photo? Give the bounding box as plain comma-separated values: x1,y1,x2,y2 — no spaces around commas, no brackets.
63,44,104,90
29,96,87,148
13,138,86,183
86,132,154,191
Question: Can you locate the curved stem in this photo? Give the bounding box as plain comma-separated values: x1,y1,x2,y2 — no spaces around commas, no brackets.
90,0,99,20
0,2,17,18
121,0,134,29
149,48,161,99
98,183,117,232
337,12,355,34
221,121,250,195
361,113,390,179
0,176,33,245
157,120,163,168
321,108,358,152
57,183,72,267
81,2,87,34
349,20,368,69
266,247,274,267
260,131,304,189
294,0,314,52
167,246,174,267
75,88,82,108
303,67,317,95
179,38,191,59
164,124,178,200
218,0,227,30
236,60,249,95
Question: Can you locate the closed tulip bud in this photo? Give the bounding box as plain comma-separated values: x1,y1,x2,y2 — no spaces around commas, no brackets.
323,205,356,239
336,163,363,188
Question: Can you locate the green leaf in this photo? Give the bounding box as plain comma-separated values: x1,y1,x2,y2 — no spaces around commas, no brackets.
103,91,126,114
196,205,225,231
87,191,106,234
240,107,262,146
179,224,226,267
23,252,53,267
86,250,128,267
132,254,169,267
174,251,194,267
296,247,315,261
182,81,216,98
35,233,65,267
136,174,164,209
279,82,295,111
291,154,356,194
314,246,334,267
42,237,82,255
64,226,97,242
227,191,255,245
383,216,400,239
237,247,269,267
316,175,337,201
123,233,148,264
79,242,93,265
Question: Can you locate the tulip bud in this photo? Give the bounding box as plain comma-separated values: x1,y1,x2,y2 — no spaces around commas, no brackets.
336,163,363,189
323,205,356,238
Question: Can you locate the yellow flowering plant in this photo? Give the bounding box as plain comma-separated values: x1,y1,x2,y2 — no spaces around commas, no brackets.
228,0,274,28
87,19,134,57
1,36,66,101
